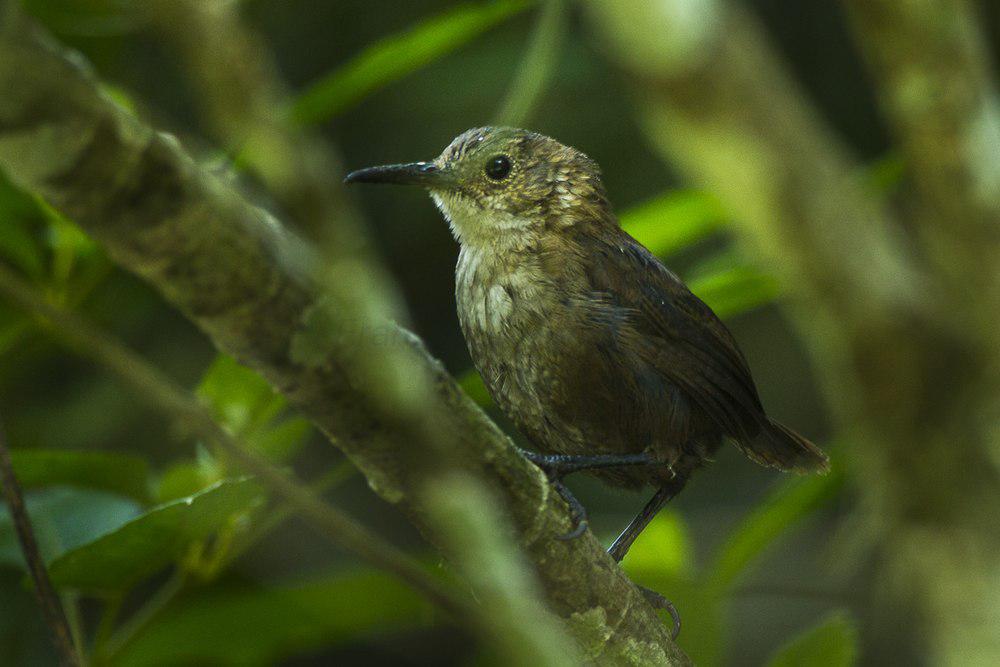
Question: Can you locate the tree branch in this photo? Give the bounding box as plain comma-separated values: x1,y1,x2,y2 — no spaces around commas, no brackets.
0,416,81,667
587,1,1000,663
152,3,590,662
0,8,687,664
842,0,1000,340
0,261,468,619
587,1,923,327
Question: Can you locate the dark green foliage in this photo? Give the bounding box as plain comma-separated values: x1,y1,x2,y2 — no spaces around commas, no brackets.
48,479,264,592
0,0,882,663
112,571,431,667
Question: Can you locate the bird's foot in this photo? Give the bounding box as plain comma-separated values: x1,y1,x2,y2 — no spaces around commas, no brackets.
639,585,681,641
551,480,589,540
521,450,656,541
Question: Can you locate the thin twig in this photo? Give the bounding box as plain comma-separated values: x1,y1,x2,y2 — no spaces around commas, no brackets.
99,569,186,663
0,263,469,619
218,460,358,571
0,414,81,667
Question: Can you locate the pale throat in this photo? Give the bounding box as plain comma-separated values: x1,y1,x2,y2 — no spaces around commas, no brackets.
430,190,536,251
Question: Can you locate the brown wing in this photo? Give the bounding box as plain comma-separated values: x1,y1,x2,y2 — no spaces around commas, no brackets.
582,228,767,443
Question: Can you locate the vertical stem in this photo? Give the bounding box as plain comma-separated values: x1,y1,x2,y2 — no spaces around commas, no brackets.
495,0,567,126
90,594,123,665
101,570,187,663
0,415,82,667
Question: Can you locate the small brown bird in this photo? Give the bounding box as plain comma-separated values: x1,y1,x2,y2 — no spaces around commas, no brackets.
346,127,828,564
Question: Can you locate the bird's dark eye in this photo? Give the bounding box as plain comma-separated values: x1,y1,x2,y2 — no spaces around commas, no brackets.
484,155,512,181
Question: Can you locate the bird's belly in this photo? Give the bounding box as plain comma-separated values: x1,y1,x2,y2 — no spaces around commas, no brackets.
455,254,717,488
458,274,660,466
459,285,561,441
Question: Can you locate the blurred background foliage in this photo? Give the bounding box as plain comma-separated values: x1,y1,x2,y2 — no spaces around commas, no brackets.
1,0,997,665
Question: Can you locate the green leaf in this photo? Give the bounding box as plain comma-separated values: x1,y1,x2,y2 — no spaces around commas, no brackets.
766,611,859,667
861,152,905,195
22,0,142,37
621,190,728,258
0,173,47,278
47,216,97,286
197,355,312,462
708,464,843,591
48,478,265,592
251,417,311,462
0,219,44,278
197,355,285,435
4,450,151,503
115,570,432,667
0,488,141,570
688,264,782,319
155,460,223,504
495,0,567,126
620,510,693,578
291,0,531,124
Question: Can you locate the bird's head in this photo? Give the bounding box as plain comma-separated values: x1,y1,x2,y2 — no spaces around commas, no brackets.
345,127,610,247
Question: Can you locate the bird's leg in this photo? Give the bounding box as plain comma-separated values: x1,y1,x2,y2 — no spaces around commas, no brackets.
520,451,658,477
607,478,686,562
608,480,688,640
520,450,659,540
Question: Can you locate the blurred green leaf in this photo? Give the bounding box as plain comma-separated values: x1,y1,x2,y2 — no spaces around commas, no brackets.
4,450,151,503
198,354,285,435
0,173,47,278
291,0,532,124
0,303,30,355
115,570,432,667
766,611,858,667
620,510,693,578
48,216,97,286
621,190,728,258
48,478,264,592
22,0,144,37
0,487,141,569
0,219,44,279
197,354,312,462
495,0,566,126
156,458,223,504
708,466,843,591
861,152,905,195
689,264,782,319
251,417,311,461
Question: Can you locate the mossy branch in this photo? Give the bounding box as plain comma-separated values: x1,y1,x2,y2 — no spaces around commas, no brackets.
587,1,1000,663
842,0,1000,340
0,7,688,664
0,262,468,619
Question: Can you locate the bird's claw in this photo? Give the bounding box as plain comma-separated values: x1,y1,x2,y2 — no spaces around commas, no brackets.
552,480,589,540
521,450,657,542
520,451,591,540
639,585,681,640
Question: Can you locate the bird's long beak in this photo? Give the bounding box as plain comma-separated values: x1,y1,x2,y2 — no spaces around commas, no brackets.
343,161,448,188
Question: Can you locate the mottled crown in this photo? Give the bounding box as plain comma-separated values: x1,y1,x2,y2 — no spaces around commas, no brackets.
434,127,612,226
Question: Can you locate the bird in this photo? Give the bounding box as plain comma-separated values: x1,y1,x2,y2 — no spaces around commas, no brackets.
345,126,829,566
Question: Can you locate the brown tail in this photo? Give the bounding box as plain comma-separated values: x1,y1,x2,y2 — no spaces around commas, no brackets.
737,418,830,474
